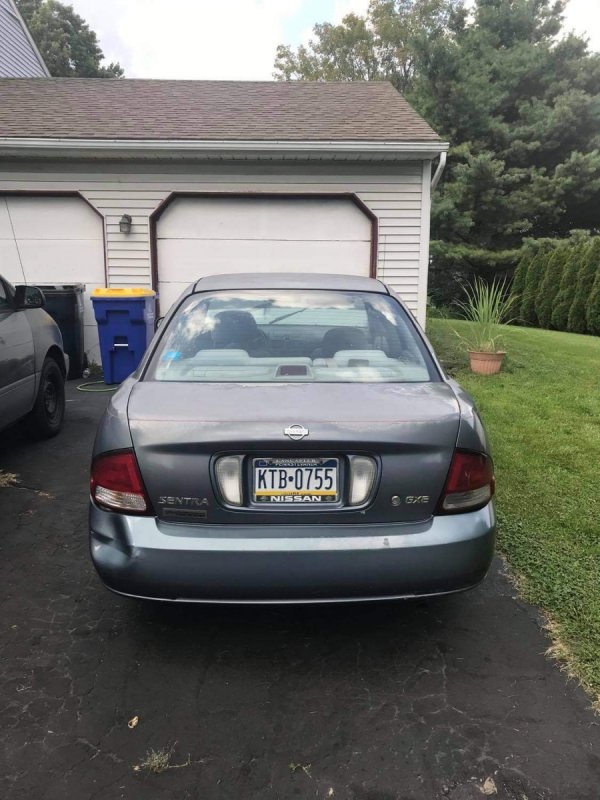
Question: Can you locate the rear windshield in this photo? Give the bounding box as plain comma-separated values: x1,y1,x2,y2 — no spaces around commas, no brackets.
146,290,437,383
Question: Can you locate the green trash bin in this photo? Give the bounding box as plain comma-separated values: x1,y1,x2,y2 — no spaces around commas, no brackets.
37,284,86,379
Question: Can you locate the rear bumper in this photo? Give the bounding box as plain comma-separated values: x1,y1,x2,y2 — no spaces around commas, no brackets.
89,502,496,603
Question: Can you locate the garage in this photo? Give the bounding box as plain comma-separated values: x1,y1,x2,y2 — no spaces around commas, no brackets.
0,195,105,361
154,195,375,313
0,79,448,328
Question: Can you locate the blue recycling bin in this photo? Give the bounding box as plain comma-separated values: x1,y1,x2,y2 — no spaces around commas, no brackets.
91,288,156,384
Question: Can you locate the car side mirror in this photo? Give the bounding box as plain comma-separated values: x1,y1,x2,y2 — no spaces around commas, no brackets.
14,285,45,310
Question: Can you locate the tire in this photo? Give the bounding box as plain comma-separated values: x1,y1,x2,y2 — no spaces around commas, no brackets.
28,357,66,439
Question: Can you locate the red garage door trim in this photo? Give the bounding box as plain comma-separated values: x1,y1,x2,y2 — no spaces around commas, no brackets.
149,191,378,309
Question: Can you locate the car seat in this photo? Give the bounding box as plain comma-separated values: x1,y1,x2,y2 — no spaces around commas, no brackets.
213,310,270,356
312,326,369,359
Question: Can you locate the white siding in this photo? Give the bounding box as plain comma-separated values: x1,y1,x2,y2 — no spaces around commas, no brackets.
0,0,48,77
0,160,430,325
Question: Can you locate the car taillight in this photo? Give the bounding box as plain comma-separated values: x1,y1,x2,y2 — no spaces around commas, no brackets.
90,450,151,514
215,455,243,506
437,450,495,514
348,455,377,505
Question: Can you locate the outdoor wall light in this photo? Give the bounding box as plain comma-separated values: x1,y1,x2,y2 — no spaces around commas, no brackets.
119,214,132,234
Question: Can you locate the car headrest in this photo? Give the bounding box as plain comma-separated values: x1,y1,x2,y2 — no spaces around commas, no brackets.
213,310,260,347
319,327,368,358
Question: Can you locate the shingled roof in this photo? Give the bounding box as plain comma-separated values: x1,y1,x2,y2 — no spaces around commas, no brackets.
0,79,440,142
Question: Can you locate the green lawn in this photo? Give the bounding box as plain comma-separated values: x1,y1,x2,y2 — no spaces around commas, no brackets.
427,318,600,707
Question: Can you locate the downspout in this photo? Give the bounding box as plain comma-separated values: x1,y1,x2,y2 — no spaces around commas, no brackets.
430,151,447,190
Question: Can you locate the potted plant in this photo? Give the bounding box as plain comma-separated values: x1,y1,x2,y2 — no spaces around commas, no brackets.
456,278,516,375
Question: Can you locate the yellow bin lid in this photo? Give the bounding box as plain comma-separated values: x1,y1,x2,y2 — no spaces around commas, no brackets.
92,287,155,297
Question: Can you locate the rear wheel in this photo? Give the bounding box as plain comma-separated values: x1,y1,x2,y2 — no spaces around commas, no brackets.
28,357,65,438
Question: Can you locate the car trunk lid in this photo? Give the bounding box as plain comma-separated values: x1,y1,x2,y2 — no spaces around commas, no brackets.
127,381,460,525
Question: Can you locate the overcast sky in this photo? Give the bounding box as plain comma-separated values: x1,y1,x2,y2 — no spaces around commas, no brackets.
69,0,600,80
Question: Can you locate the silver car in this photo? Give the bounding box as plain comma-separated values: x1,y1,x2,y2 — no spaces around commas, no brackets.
0,277,68,438
89,274,495,603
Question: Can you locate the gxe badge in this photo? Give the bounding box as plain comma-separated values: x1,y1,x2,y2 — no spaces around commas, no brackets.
284,424,309,440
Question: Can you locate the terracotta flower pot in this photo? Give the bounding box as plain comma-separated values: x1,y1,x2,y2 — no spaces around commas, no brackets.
468,351,506,375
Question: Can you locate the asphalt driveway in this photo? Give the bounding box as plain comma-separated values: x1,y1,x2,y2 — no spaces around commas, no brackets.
1,383,599,800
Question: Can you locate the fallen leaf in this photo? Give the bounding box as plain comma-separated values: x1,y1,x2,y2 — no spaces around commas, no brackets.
0,471,18,488
288,762,312,777
480,777,497,795
326,789,335,797
128,715,139,729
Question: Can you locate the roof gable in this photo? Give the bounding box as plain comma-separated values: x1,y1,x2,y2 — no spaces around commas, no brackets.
0,0,49,77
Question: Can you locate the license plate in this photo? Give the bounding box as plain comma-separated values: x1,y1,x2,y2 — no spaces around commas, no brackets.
253,457,339,504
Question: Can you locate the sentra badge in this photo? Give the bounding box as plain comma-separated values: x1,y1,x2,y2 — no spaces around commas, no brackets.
158,496,209,507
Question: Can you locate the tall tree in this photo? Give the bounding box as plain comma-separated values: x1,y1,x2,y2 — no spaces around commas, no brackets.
586,262,600,335
568,237,600,333
275,0,600,304
275,14,380,84
275,1,462,93
519,241,554,325
536,244,567,329
16,0,123,77
511,244,536,304
551,239,589,330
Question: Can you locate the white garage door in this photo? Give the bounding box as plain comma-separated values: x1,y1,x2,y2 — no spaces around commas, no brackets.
155,196,373,313
0,196,105,362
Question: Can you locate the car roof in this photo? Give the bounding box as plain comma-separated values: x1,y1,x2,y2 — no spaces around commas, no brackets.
194,273,388,293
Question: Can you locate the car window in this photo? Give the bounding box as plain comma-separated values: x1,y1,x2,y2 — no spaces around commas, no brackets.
146,289,437,384
252,304,368,327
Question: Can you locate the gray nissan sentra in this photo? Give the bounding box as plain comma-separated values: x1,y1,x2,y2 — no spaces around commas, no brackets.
89,273,495,603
